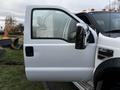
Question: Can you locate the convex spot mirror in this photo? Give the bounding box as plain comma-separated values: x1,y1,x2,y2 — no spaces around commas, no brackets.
75,23,90,49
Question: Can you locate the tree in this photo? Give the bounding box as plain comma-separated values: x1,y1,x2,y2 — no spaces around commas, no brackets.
14,23,24,34
3,16,16,38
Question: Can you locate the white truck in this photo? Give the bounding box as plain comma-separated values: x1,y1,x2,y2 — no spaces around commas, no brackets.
24,5,120,90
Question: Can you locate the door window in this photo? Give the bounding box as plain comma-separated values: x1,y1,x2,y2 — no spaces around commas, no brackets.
32,9,78,43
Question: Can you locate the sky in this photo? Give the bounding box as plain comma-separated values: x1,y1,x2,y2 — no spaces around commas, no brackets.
0,0,114,28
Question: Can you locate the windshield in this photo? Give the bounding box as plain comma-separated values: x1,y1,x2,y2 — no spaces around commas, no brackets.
92,12,120,32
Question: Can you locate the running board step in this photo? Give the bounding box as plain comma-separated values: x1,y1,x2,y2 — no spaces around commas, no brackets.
73,81,94,90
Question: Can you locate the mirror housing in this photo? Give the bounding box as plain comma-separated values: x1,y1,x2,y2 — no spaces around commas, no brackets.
75,23,89,49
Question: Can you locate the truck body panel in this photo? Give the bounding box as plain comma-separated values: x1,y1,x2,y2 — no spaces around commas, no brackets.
95,33,120,68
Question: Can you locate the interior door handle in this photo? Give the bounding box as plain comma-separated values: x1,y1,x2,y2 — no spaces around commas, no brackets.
25,46,34,57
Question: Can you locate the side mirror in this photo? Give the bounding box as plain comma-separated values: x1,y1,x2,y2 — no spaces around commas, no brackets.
75,23,90,49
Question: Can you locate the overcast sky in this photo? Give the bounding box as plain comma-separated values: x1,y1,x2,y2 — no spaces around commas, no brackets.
0,0,114,27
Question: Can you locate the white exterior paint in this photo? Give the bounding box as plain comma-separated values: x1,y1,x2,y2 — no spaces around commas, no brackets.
95,33,120,69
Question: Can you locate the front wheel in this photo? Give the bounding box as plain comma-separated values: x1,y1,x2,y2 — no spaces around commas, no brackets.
96,79,120,90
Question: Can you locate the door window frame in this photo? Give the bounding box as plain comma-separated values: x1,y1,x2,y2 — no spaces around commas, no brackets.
31,8,79,43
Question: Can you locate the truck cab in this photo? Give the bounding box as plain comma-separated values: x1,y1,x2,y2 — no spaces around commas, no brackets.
76,11,120,66
24,6,120,90
76,11,120,89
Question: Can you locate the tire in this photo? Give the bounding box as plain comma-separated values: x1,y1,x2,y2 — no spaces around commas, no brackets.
43,82,79,90
96,79,120,90
94,58,120,90
11,38,23,50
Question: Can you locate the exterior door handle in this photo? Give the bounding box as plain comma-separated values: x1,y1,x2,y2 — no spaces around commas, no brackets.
25,46,34,57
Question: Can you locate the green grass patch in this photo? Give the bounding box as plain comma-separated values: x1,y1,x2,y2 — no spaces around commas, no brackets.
0,48,24,65
0,48,44,90
0,35,3,40
0,65,44,90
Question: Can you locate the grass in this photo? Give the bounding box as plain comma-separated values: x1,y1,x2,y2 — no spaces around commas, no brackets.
0,35,3,40
0,48,45,90
0,48,24,65
0,65,44,90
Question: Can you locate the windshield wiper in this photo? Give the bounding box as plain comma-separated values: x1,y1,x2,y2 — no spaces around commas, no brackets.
105,29,120,33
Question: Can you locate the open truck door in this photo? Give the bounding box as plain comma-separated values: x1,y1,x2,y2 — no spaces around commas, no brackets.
24,6,97,81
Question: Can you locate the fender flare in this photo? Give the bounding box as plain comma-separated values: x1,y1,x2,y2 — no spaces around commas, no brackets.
94,58,120,88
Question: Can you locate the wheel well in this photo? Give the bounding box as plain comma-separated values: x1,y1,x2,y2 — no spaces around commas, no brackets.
94,58,120,88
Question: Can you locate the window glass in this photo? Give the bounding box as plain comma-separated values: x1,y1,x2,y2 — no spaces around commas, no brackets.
79,15,91,25
32,10,78,42
92,12,120,32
